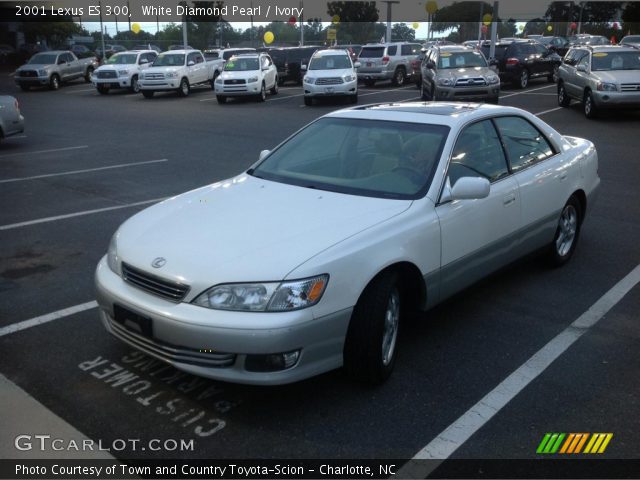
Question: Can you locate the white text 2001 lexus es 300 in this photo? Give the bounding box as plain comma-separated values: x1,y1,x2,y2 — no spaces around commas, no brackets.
95,102,600,385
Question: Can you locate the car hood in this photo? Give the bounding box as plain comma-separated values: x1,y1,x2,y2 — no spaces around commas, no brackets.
219,70,261,80
117,175,412,288
305,68,354,78
592,70,640,84
439,67,493,79
95,64,133,72
145,66,181,73
18,63,53,70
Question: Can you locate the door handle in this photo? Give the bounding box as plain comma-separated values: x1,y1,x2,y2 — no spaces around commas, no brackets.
559,171,568,181
503,193,516,206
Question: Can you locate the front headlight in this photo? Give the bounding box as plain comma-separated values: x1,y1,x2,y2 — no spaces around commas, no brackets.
107,233,119,274
304,76,315,84
38,69,47,76
139,73,145,79
215,77,223,84
596,82,617,92
247,76,259,83
193,275,329,312
486,75,499,84
118,69,129,76
343,74,354,82
437,77,454,86
166,71,178,78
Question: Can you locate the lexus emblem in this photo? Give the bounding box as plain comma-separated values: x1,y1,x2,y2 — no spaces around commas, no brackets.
151,257,166,268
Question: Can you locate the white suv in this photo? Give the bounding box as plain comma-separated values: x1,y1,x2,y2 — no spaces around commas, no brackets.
302,49,359,106
92,50,157,94
214,53,278,103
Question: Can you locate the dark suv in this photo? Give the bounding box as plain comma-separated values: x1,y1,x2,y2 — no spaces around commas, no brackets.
481,40,561,88
270,46,322,85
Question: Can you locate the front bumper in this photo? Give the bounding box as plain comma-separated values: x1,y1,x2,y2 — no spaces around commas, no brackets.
139,80,180,91
214,82,262,96
92,76,132,89
435,84,500,101
592,90,640,108
304,79,357,97
15,75,49,86
95,257,350,385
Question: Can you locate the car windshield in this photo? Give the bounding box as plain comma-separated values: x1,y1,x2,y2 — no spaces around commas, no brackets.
224,57,259,71
250,117,449,200
309,55,351,70
591,51,640,71
438,51,487,69
107,53,137,65
359,47,385,58
621,36,640,44
152,54,185,66
28,53,57,64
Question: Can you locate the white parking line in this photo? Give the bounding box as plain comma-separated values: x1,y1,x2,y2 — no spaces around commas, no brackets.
535,106,564,116
0,197,166,231
500,84,556,99
0,145,88,159
0,301,98,338
399,264,640,477
64,88,97,94
0,159,168,184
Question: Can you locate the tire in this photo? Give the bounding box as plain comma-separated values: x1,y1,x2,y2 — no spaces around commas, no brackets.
270,78,278,95
277,77,284,86
548,196,582,267
49,74,60,91
344,271,402,384
216,95,227,104
84,66,94,83
558,82,570,107
142,90,154,98
391,68,405,86
415,79,421,89
19,84,30,92
420,81,428,100
583,90,598,119
349,91,358,104
178,78,190,97
304,96,312,106
548,64,559,83
97,84,109,95
212,70,220,89
257,82,266,102
129,75,139,94
364,79,375,87
516,69,529,89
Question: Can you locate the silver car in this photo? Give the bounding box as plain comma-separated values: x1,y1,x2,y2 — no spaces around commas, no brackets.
357,42,422,87
0,95,25,143
557,45,640,118
420,45,500,103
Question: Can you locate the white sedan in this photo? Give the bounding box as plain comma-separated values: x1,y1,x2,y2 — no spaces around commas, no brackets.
95,102,600,385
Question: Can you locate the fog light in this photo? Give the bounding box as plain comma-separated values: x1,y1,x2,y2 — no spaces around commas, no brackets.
245,350,300,372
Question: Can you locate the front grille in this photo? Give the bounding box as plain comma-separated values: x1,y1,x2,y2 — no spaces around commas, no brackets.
620,83,640,92
224,79,246,85
455,77,487,87
223,86,248,92
109,319,236,368
316,77,344,85
19,70,38,77
97,70,117,79
144,73,165,80
454,90,487,96
121,263,189,302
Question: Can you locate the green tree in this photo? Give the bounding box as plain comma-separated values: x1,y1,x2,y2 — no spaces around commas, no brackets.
327,1,379,43
392,23,416,41
22,21,84,48
621,2,640,35
430,1,493,42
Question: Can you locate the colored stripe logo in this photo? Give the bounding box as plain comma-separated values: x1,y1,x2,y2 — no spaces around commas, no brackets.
537,433,613,454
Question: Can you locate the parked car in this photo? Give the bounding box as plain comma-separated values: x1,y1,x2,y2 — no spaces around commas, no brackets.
357,42,422,86
537,36,571,57
421,45,500,103
557,45,640,118
481,39,561,88
204,47,256,61
619,35,640,48
333,44,362,62
570,35,610,46
14,51,98,91
214,52,278,103
302,49,359,105
269,46,322,85
69,44,93,58
132,44,162,53
169,44,194,50
95,44,126,59
139,49,218,98
0,96,24,143
91,50,158,94
95,102,600,386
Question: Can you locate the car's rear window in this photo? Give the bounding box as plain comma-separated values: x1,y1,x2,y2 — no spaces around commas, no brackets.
481,44,509,60
359,47,385,58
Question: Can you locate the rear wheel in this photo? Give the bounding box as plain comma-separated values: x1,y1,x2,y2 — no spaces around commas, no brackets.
391,68,405,86
270,78,278,95
516,69,529,89
420,81,429,100
178,78,190,97
142,90,154,99
216,95,227,104
344,271,402,384
97,84,109,95
548,64,559,83
583,90,598,119
304,96,313,106
558,83,570,107
548,196,582,267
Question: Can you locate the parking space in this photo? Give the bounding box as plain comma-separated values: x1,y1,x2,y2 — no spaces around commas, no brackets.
1,71,639,469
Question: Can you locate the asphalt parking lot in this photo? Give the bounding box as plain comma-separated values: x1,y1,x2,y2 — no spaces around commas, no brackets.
1,72,639,472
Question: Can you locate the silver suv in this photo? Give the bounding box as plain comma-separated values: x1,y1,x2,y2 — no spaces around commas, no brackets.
357,42,422,87
557,45,640,118
420,45,500,103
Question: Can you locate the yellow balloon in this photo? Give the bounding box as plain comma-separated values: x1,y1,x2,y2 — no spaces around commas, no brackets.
332,15,340,25
131,23,141,34
264,31,274,44
426,1,437,14
547,25,553,32
482,13,492,26
412,22,420,30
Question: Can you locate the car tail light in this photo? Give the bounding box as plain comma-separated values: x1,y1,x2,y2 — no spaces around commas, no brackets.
382,56,390,64
14,99,19,111
506,58,519,65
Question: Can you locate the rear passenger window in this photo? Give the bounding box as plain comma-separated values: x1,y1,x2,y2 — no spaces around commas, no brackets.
494,116,555,171
386,45,397,56
401,45,413,55
449,120,509,184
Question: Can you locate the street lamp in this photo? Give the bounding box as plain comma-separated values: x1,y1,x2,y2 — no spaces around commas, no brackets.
381,0,399,43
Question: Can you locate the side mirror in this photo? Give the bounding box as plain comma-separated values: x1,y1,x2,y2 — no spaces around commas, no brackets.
187,60,195,66
450,177,490,200
301,64,307,71
576,64,587,72
259,149,270,161
354,61,361,68
139,58,149,64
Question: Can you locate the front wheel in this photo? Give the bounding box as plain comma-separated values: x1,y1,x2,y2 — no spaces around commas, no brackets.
216,95,227,104
558,83,570,107
84,66,94,83
548,65,559,83
129,75,139,94
270,79,278,95
97,84,109,95
548,196,582,267
178,78,190,97
19,84,30,92
583,90,598,119
344,271,402,384
257,83,266,102
142,90,154,98
349,92,358,104
49,74,60,91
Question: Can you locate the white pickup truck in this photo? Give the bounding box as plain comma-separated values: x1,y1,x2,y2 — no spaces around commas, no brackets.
138,49,222,98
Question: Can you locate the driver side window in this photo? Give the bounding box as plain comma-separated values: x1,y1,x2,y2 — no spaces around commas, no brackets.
449,120,508,185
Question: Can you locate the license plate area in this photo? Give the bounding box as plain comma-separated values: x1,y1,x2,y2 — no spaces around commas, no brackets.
325,87,334,93
113,304,153,338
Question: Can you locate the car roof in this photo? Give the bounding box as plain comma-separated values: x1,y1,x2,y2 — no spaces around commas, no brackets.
435,45,476,52
313,49,350,56
159,49,196,54
580,45,637,53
